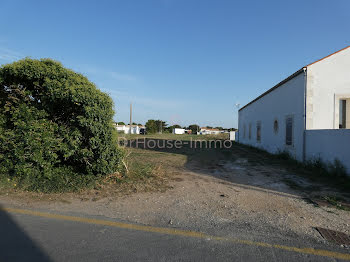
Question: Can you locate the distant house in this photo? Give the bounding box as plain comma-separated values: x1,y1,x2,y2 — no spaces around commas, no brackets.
238,46,350,174
198,127,221,135
173,128,185,135
173,128,192,134
229,131,237,141
114,123,145,134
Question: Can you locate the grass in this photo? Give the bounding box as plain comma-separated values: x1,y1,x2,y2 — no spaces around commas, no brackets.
87,145,190,197
236,142,350,193
316,195,350,212
277,155,350,192
91,133,234,195
2,133,349,203
120,134,350,194
0,136,192,197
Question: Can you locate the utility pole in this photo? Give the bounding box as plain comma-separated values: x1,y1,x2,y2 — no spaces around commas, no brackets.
235,103,240,141
235,103,240,127
129,103,132,134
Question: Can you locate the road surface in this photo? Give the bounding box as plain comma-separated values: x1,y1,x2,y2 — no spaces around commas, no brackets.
0,207,349,261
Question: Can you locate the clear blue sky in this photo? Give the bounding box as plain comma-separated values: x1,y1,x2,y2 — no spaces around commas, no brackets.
1,0,349,128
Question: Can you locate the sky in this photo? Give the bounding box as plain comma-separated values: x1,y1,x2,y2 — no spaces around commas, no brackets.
1,0,349,128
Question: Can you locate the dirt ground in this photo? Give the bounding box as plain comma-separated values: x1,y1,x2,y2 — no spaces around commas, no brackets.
1,139,350,247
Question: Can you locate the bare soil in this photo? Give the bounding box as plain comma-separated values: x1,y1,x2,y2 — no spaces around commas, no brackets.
1,140,350,246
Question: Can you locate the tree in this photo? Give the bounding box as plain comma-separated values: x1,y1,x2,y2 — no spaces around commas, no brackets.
145,119,167,133
156,120,167,133
215,126,223,130
145,120,157,133
0,58,123,192
188,124,200,134
117,121,125,125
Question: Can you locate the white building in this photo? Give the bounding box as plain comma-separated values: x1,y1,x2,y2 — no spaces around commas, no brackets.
173,128,185,135
114,124,145,134
229,131,237,141
198,127,221,135
238,46,350,173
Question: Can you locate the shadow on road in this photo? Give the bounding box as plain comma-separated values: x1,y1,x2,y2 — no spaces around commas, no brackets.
0,206,51,262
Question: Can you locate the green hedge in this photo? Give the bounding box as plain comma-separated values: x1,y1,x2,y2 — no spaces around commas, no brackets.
0,58,123,192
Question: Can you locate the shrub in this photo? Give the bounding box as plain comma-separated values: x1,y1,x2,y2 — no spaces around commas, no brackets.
275,150,293,161
0,58,123,192
328,159,347,178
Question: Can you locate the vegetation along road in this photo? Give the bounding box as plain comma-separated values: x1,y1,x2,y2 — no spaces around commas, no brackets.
1,60,350,261
1,133,350,261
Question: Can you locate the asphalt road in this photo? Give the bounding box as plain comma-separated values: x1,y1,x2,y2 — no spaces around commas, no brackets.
0,207,349,262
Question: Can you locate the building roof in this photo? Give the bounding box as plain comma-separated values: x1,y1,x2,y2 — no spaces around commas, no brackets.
116,124,145,128
239,45,350,112
201,127,221,131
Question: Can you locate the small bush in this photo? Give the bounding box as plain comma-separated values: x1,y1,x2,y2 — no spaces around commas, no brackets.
303,157,348,178
275,150,293,161
0,58,123,192
129,162,154,180
309,157,326,171
237,143,350,190
328,159,347,178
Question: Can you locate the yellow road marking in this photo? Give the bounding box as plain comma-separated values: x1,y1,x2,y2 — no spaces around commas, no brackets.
2,207,350,261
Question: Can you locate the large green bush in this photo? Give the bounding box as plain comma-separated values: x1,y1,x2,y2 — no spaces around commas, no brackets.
0,58,123,192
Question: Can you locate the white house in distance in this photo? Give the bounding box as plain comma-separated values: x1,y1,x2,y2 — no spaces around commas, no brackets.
238,46,350,173
114,123,145,134
198,127,221,135
229,130,237,141
173,128,192,134
173,128,185,135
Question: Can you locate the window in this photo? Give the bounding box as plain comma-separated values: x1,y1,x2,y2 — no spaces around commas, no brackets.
339,99,347,129
248,123,252,139
285,116,293,146
256,122,261,142
273,119,279,134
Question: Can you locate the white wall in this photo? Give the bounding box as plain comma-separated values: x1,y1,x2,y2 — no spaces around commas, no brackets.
305,129,350,174
238,72,306,160
115,126,124,132
199,129,220,135
306,47,350,129
127,126,142,134
115,125,142,134
229,131,236,141
173,128,185,134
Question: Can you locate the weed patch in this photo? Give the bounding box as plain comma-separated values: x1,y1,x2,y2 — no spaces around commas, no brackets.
236,143,350,193
321,195,350,212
